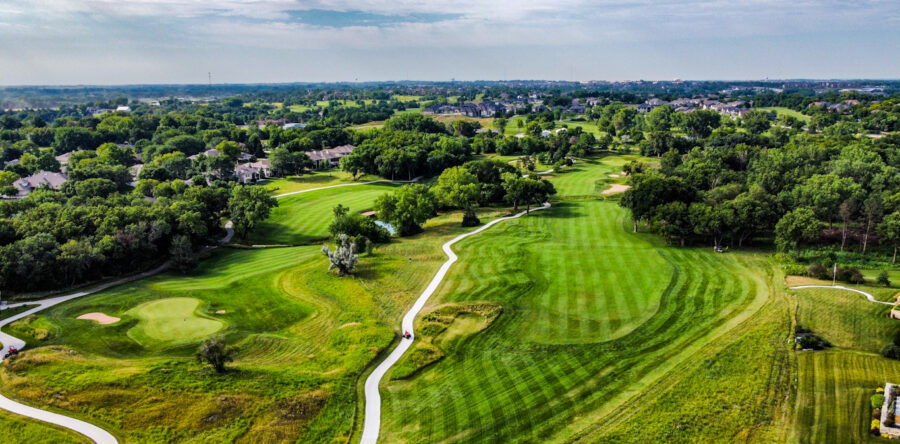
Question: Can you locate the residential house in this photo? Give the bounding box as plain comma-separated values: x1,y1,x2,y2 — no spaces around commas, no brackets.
283,123,307,130
306,145,355,169
129,164,144,185
234,159,273,184
116,106,131,113
10,171,68,198
188,148,220,160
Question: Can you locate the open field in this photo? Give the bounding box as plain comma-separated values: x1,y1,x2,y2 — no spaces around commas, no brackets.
759,107,811,123
261,170,382,195
246,181,400,245
379,197,785,443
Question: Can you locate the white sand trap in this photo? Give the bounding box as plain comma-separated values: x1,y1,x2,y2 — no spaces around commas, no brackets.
608,174,620,178
602,184,631,195
339,322,361,329
77,312,120,325
215,310,226,314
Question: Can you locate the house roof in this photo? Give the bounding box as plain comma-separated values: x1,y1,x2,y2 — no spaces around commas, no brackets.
306,145,355,162
12,171,68,196
55,150,83,164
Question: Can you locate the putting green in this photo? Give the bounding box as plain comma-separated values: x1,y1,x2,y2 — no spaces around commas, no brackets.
127,297,225,348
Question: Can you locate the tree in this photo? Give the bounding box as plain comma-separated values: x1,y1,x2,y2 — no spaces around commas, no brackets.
170,234,197,272
494,117,509,136
501,172,526,212
196,336,235,373
374,184,436,236
689,202,734,249
433,167,481,226
228,185,278,238
97,142,136,166
651,201,692,246
620,173,695,232
322,234,359,275
270,147,312,176
0,171,19,196
681,110,721,139
645,106,673,132
521,176,556,213
775,207,823,252
741,110,771,135
879,212,900,264
877,270,891,287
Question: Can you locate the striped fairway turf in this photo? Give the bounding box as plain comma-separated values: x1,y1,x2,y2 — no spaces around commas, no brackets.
549,155,640,199
379,200,778,443
246,181,400,245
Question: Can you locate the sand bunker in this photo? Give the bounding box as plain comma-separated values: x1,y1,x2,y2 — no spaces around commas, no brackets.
602,184,631,195
339,322,361,329
608,174,620,178
215,310,226,314
77,312,120,325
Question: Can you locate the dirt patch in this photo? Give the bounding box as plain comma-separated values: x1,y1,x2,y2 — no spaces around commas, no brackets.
77,312,120,325
215,310,226,314
338,322,361,329
601,184,631,195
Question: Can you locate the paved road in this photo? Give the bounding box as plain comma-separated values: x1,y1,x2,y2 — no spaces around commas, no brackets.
790,284,896,305
360,202,552,444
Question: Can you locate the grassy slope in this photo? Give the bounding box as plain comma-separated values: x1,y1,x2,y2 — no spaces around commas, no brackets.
378,153,788,443
245,182,400,245
785,283,900,443
0,411,91,444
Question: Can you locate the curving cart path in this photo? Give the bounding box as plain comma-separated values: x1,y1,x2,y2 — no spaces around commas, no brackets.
360,202,551,444
790,284,895,305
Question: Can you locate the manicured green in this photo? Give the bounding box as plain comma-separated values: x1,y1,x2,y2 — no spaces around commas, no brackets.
246,181,400,245
127,297,226,349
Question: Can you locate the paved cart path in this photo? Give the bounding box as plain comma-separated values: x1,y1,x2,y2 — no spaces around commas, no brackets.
790,284,895,305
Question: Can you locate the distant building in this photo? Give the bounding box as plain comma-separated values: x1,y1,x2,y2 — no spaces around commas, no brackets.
282,123,307,130
116,106,131,113
10,171,68,198
306,145,355,169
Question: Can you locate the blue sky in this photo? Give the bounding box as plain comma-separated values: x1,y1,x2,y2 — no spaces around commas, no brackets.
0,0,898,85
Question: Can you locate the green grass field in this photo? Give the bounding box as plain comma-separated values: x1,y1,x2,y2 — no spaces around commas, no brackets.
260,170,382,195
785,283,900,443
0,411,91,444
759,106,811,123
378,198,784,443
246,181,400,245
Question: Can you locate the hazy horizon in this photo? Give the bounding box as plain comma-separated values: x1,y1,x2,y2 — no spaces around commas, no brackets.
1,1,898,85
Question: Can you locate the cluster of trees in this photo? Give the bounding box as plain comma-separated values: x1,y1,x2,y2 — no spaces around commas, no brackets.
620,126,900,263
0,180,275,293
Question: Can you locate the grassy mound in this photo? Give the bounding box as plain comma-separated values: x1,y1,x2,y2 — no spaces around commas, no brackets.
127,298,225,349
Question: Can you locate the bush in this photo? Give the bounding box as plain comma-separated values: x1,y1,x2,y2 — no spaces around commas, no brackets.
836,266,865,284
873,394,887,409
882,344,900,360
878,270,891,287
806,263,829,279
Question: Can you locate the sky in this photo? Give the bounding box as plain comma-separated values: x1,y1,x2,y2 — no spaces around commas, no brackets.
0,0,898,85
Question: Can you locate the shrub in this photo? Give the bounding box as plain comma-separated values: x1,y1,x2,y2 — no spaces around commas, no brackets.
878,270,891,287
806,263,829,279
873,394,887,409
882,344,900,360
873,419,881,431
836,266,865,284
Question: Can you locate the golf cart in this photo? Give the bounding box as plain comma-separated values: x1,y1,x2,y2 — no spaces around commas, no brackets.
3,346,18,359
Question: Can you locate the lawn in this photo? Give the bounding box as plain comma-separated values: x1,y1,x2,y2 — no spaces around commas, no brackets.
126,297,226,349
260,170,382,195
547,154,642,198
378,198,784,443
245,181,400,245
759,106,811,123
